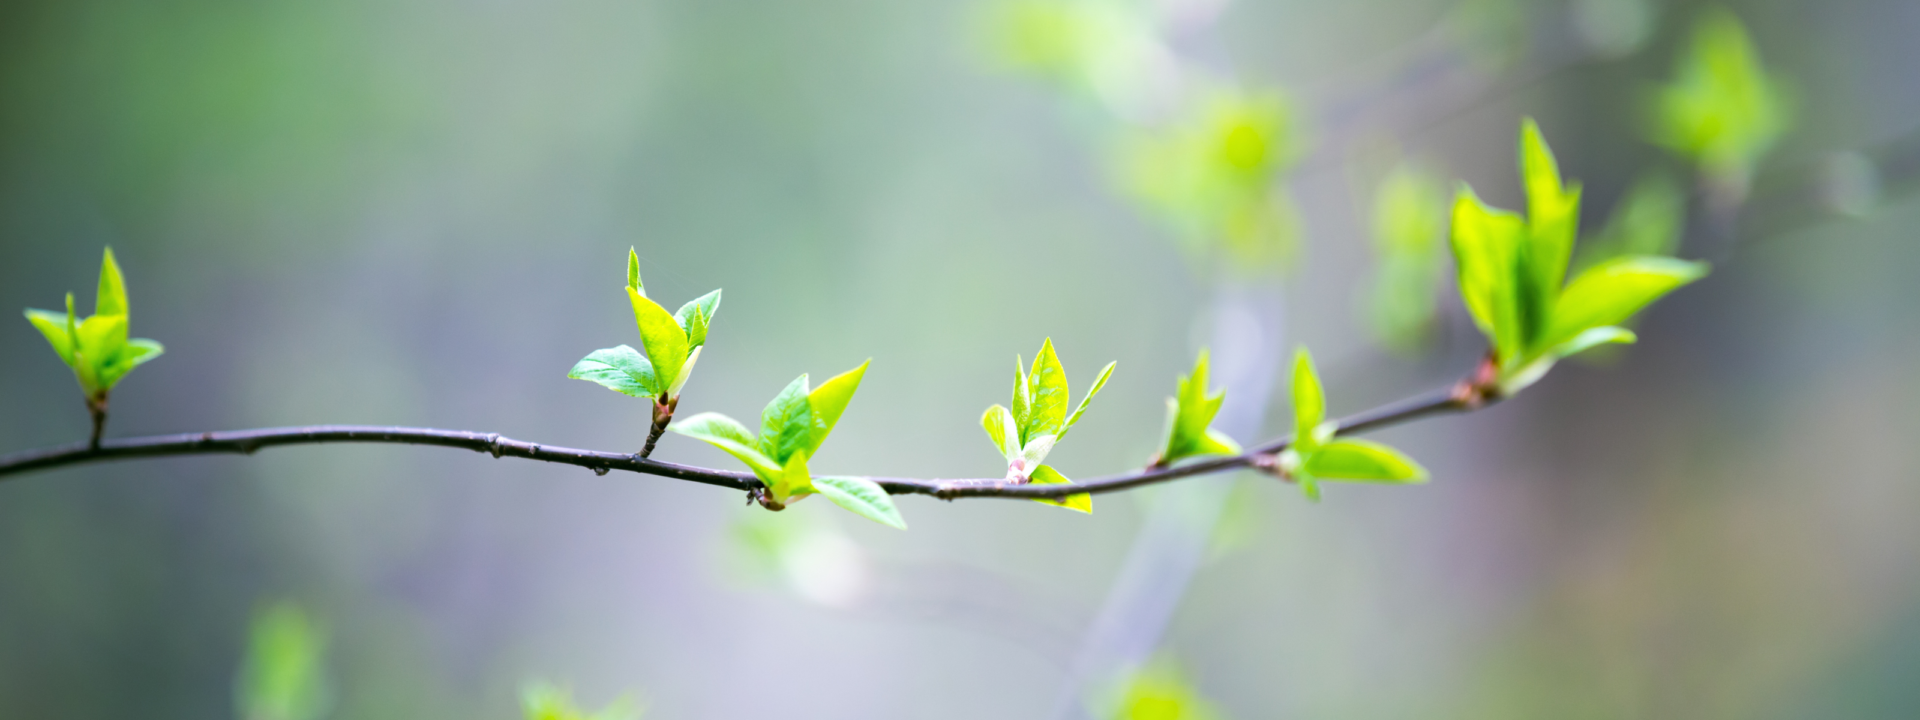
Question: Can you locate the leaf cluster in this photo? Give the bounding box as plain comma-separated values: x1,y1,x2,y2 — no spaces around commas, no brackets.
23,248,165,401
672,361,907,529
1152,348,1240,467
1451,119,1708,394
1276,349,1426,501
568,248,722,402
980,338,1113,513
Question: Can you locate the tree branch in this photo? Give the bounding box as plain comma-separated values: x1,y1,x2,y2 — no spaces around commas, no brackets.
0,378,1481,501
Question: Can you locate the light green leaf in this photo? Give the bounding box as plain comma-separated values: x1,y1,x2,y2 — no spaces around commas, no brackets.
100,338,163,389
237,602,332,720
1024,338,1070,443
770,451,813,503
806,359,868,455
73,314,127,394
96,247,128,318
670,412,780,479
1650,8,1788,187
25,309,75,366
1011,355,1033,437
626,247,643,295
1197,428,1242,456
567,345,660,398
1303,438,1428,483
1060,360,1115,438
759,375,814,465
627,287,689,391
981,404,1020,460
812,475,907,530
1450,187,1528,362
1542,256,1708,351
666,345,702,397
1290,348,1325,452
1158,349,1238,464
674,289,723,348
1550,325,1637,360
1028,464,1091,514
1576,171,1683,272
1520,118,1582,308
1020,434,1057,468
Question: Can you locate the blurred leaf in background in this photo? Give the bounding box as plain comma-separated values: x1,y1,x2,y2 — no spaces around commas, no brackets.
1575,170,1685,273
1648,7,1790,204
521,682,643,720
984,0,1163,109
1097,657,1224,720
1123,87,1303,271
1365,162,1450,353
235,602,332,720
726,505,874,609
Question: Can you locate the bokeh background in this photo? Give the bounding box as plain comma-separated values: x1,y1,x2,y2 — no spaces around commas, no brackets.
3,0,1919,717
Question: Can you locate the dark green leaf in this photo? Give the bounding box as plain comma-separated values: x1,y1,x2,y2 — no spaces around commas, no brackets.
812,475,907,530
759,374,814,465
567,345,659,398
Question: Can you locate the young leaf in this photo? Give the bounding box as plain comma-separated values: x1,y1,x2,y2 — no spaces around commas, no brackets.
812,475,907,530
770,451,813,503
666,345,702,398
96,247,129,318
1576,171,1683,272
1010,355,1033,441
1024,339,1070,442
674,289,723,348
670,412,781,479
99,338,164,389
1290,348,1325,452
1549,325,1637,361
626,247,643,295
1520,118,1581,305
1060,360,1116,438
1028,464,1091,514
758,375,814,465
1019,434,1058,469
981,404,1020,460
806,360,869,455
627,287,690,392
24,309,76,366
1450,188,1527,362
568,345,660,398
1158,349,1239,465
1650,9,1788,189
1303,438,1428,483
1541,256,1709,351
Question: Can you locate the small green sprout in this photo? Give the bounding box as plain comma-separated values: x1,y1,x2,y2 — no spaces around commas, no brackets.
522,682,643,720
671,360,906,529
1275,348,1427,501
1150,348,1241,468
1648,8,1789,201
23,247,165,445
568,248,722,452
1451,119,1709,395
980,338,1114,513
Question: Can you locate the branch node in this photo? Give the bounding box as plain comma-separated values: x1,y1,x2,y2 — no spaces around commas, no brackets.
487,433,503,459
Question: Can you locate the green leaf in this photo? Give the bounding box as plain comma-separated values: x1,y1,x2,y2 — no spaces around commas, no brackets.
100,338,163,389
670,412,780,479
626,247,643,295
1028,464,1091,514
1520,118,1582,310
1023,338,1070,443
1303,438,1428,483
981,404,1020,460
1549,325,1637,360
674,289,723,348
1542,256,1708,351
1650,9,1789,187
73,314,127,394
1290,348,1325,452
1019,433,1057,468
1576,171,1683,272
758,374,814,465
25,309,75,366
627,287,689,393
1060,360,1115,439
1158,349,1239,464
806,359,868,455
812,475,907,530
1450,187,1528,362
770,451,813,503
96,247,129,318
666,345,702,397
567,345,660,398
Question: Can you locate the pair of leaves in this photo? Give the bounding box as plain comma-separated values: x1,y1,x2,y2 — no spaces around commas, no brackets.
980,338,1112,513
1451,119,1709,394
522,683,642,720
1650,8,1789,190
672,361,906,529
24,248,165,398
1153,348,1241,466
569,248,722,401
1278,349,1426,501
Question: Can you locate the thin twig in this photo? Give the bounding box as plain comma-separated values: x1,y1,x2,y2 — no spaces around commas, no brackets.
0,379,1477,500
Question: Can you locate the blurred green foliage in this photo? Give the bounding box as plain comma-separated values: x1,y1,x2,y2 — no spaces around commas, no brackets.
1649,8,1790,199
521,683,642,720
1575,170,1685,273
1366,163,1449,353
1101,659,1223,720
235,603,331,720
1123,88,1302,270
985,0,1156,103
